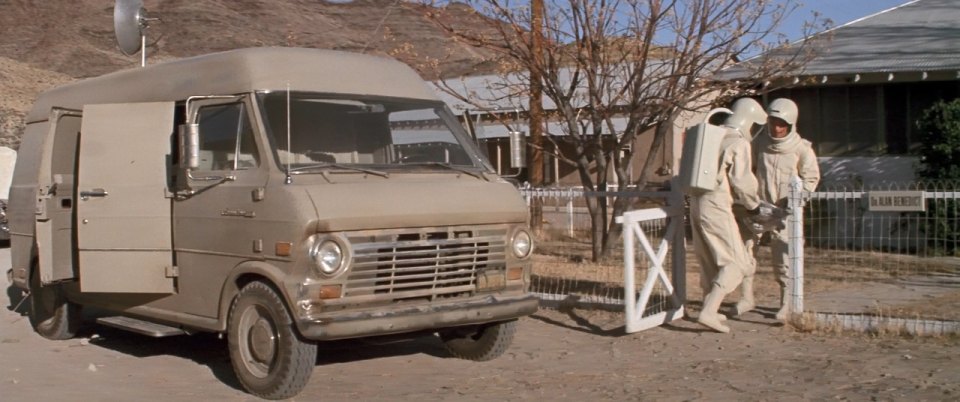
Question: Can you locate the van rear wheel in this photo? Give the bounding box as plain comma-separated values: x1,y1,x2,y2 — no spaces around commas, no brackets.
439,320,517,361
28,269,81,340
228,281,317,400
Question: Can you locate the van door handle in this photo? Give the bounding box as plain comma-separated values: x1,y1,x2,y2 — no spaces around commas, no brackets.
80,188,109,200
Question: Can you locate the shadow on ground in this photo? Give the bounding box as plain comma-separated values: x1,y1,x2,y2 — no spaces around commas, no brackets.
8,299,454,392
531,299,787,337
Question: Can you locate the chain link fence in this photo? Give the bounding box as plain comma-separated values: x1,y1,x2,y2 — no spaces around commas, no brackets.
521,188,679,316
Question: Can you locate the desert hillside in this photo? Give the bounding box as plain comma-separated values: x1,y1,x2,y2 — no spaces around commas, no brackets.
0,0,501,147
0,57,73,148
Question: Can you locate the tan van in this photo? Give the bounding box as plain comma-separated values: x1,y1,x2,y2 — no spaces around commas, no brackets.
8,47,537,399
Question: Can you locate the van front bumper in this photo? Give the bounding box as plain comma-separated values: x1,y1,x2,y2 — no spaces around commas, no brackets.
297,293,539,341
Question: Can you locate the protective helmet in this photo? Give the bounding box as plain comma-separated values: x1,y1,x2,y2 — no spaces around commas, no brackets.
722,98,767,137
767,98,798,133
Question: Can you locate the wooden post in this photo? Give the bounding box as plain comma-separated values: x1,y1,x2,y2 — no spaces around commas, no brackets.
529,0,545,232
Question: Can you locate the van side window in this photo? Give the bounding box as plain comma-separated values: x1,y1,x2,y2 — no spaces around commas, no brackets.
196,102,259,170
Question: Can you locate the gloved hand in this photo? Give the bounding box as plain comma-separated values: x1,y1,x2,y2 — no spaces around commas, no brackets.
747,200,791,231
739,216,767,235
748,201,784,217
732,204,764,235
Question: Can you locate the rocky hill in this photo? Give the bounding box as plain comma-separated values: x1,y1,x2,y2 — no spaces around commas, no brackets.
0,57,73,148
0,0,502,147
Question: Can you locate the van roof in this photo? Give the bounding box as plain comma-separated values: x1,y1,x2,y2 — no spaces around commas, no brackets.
27,47,437,123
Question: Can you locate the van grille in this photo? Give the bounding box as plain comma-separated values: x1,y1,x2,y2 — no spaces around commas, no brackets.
343,227,507,303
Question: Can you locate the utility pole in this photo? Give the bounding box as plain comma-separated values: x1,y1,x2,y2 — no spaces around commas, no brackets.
529,0,545,233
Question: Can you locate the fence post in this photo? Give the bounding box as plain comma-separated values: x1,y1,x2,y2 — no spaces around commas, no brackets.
787,176,805,318
622,211,637,331
567,194,574,237
670,190,686,311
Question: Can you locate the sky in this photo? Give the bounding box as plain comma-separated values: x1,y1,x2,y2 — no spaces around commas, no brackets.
417,0,916,46
780,0,915,41
419,0,915,40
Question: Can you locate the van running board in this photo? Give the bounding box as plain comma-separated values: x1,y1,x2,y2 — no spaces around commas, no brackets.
96,316,187,337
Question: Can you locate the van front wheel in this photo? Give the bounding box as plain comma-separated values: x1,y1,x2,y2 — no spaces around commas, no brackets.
439,320,517,361
28,269,81,340
228,281,317,400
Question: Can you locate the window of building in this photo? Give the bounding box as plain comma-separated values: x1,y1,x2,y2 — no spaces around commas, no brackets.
770,80,959,157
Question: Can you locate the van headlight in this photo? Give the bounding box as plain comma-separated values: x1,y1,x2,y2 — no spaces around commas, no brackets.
309,237,349,277
511,229,533,259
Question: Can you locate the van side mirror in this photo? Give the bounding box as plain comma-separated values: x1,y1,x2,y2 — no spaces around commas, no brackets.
174,123,201,196
179,123,200,169
508,130,526,169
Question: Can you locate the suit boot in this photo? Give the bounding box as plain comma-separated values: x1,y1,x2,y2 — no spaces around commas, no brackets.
697,287,730,333
775,280,792,321
734,276,756,316
701,297,727,322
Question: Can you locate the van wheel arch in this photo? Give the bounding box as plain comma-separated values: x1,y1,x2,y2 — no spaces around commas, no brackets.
217,262,292,332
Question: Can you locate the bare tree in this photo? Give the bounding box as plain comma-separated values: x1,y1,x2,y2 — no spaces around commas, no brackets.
420,0,827,261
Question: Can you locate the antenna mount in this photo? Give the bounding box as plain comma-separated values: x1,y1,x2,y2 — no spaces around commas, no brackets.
114,0,157,67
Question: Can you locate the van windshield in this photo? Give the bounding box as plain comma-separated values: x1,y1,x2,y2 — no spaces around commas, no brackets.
257,92,491,173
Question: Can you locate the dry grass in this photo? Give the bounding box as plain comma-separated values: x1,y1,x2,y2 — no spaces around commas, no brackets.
789,310,960,340
532,236,960,323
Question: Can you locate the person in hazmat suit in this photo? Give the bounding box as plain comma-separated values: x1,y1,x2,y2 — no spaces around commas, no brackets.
690,97,770,333
735,98,820,321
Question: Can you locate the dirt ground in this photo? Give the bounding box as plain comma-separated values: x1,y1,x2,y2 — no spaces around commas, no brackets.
2,248,959,401
534,237,960,322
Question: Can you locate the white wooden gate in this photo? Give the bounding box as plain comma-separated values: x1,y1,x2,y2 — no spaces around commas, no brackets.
617,205,686,333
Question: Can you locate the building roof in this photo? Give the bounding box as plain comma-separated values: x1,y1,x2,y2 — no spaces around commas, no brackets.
28,47,437,122
433,70,638,139
432,70,561,113
432,58,675,114
722,0,960,81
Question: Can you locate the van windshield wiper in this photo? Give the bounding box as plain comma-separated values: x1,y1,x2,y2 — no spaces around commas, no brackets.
288,163,389,178
404,162,489,181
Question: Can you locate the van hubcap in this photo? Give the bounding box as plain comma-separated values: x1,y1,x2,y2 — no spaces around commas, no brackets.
249,318,277,363
238,304,278,377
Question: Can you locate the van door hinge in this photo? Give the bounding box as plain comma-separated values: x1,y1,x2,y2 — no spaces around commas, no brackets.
165,266,179,278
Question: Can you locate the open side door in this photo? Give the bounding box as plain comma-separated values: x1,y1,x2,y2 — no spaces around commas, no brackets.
77,102,176,293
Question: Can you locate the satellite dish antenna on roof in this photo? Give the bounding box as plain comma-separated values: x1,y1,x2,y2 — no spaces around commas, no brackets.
114,0,157,67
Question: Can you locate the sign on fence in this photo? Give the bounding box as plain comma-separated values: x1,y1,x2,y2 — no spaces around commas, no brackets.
865,190,926,212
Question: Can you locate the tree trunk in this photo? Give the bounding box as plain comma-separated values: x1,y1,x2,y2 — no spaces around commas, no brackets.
599,119,671,257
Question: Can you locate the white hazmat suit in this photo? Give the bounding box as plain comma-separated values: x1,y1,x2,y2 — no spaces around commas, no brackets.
689,98,765,333
739,98,820,320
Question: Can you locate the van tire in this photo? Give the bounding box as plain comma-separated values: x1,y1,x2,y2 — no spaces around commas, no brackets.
439,320,517,361
28,269,81,340
228,281,317,400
